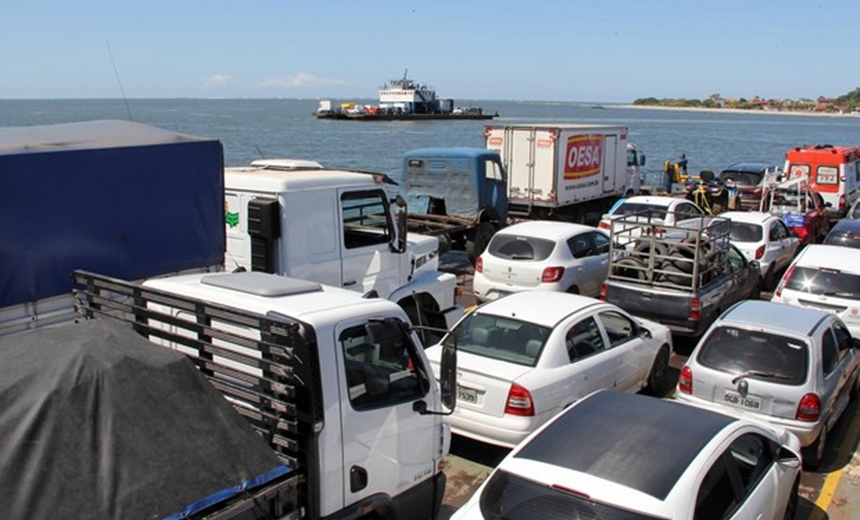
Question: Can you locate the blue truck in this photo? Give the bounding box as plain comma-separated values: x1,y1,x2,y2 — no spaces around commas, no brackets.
400,147,508,262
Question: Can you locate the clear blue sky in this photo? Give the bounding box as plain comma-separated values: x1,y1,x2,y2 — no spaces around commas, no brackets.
2,0,856,102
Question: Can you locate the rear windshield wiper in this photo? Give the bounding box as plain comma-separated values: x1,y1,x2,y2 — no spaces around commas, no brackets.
732,370,794,383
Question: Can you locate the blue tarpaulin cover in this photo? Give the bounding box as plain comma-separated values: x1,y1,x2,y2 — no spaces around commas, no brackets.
0,120,225,308
0,319,291,520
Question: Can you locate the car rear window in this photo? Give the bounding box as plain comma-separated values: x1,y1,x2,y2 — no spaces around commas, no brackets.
444,313,550,367
784,266,860,300
719,171,763,187
479,470,666,520
612,202,668,220
488,234,555,261
696,326,808,385
729,222,763,242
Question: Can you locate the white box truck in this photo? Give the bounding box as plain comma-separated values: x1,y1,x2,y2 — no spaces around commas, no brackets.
485,123,642,222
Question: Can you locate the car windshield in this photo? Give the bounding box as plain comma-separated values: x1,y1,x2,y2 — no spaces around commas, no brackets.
443,313,550,367
784,266,860,300
488,234,556,261
696,326,808,385
612,202,668,220
479,470,666,520
719,171,762,186
729,222,763,242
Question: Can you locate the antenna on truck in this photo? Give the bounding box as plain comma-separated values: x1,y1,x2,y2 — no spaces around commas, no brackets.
106,40,133,121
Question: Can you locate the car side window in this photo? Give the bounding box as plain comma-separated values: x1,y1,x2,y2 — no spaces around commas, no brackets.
775,220,789,240
694,433,774,520
727,247,745,273
597,311,637,348
565,317,605,362
568,234,594,259
769,221,787,241
832,322,853,362
591,232,610,255
821,329,839,375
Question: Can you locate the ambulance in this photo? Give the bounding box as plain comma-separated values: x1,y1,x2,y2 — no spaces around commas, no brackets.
784,144,860,219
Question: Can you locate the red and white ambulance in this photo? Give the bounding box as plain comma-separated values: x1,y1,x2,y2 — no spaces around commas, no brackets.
784,144,860,219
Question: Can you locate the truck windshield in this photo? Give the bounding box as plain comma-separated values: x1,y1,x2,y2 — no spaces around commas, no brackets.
696,326,808,385
443,313,550,367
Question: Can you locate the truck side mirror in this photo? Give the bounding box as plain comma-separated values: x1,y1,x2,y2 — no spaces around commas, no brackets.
392,195,408,254
439,343,457,410
640,154,646,167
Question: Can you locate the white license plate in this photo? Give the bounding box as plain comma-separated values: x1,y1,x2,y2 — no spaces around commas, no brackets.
457,386,477,404
723,390,762,411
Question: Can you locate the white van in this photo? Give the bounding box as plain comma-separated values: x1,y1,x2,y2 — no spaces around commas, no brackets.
784,144,860,219
773,244,860,337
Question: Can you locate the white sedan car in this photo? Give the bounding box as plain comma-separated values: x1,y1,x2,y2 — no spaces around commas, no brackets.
721,211,800,289
452,391,802,520
472,221,610,301
425,292,672,448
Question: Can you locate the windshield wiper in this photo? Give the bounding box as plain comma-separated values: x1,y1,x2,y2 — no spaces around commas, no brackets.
732,370,793,383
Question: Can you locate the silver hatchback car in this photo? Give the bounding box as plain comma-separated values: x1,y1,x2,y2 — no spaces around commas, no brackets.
676,300,860,470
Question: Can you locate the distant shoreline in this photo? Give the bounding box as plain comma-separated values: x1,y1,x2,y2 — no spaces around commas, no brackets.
607,104,860,118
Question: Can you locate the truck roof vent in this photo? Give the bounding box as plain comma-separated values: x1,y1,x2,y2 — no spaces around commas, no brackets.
251,159,324,171
201,272,322,297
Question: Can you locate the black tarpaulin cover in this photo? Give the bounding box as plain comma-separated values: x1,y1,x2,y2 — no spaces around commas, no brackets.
0,319,291,520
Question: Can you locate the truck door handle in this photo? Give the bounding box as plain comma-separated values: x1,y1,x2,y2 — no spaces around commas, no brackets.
344,280,358,287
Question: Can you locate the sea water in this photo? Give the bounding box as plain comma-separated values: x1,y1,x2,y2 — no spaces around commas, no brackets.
2,98,859,180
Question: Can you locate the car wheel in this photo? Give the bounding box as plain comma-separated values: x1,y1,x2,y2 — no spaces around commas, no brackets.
762,265,776,292
783,477,800,520
566,285,580,295
647,345,670,395
802,426,827,471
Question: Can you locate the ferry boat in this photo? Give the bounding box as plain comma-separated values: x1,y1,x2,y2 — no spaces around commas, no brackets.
313,74,497,121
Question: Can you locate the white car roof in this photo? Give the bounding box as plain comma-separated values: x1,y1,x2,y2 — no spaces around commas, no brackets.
475,291,604,328
720,211,776,225
494,220,601,241
796,244,860,272
718,300,830,337
617,195,683,208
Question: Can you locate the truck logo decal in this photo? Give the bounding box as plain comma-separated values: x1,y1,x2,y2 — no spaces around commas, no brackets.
225,212,239,228
564,134,603,179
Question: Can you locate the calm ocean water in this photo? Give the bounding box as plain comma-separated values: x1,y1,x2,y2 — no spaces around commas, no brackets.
2,98,859,180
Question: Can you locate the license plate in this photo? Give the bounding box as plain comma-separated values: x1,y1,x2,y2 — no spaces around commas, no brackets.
723,390,762,411
457,386,477,404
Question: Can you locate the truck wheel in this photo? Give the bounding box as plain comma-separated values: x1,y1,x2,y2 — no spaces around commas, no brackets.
467,222,496,264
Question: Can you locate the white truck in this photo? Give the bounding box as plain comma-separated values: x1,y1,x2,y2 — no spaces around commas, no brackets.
484,123,645,222
71,269,458,520
223,160,462,338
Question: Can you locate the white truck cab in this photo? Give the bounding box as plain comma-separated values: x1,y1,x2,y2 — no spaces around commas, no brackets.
223,161,463,338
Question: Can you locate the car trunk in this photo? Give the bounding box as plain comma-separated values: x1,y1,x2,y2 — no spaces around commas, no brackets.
450,351,534,419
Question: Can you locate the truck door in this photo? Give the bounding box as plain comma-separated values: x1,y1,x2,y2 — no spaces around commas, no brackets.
602,135,618,193
339,188,401,298
335,319,440,512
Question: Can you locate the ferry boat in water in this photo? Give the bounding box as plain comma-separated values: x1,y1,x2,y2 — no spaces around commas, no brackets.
313,74,497,121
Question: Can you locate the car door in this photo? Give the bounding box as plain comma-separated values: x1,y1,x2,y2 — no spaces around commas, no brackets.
549,315,614,406
566,232,609,296
594,309,650,391
692,432,793,520
725,245,758,302
821,322,855,431
768,219,799,273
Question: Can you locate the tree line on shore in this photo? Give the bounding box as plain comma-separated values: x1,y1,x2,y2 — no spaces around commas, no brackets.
634,87,860,113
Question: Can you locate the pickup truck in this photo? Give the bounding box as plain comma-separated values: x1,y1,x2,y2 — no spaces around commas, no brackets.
600,212,760,337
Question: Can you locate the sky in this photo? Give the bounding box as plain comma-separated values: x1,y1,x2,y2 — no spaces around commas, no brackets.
2,0,857,103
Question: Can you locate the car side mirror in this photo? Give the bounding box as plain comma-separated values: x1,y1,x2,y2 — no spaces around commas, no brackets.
750,260,761,272
638,326,652,339
776,446,801,468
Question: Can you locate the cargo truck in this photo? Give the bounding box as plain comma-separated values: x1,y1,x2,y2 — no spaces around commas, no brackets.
484,123,644,222
223,160,463,339
2,269,458,520
0,120,225,337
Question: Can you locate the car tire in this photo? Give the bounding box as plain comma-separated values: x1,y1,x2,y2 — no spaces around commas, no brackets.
783,477,800,520
467,222,496,264
646,345,670,395
566,285,580,295
762,265,776,291
802,427,827,471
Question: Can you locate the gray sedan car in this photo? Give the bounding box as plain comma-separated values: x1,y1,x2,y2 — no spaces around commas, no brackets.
676,300,860,470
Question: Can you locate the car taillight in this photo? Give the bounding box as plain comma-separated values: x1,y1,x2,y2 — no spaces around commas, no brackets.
678,366,693,394
689,298,701,321
775,263,797,297
475,256,483,273
504,384,534,416
598,221,610,230
541,266,565,283
796,393,821,422
839,194,846,210
599,283,608,301
755,245,765,259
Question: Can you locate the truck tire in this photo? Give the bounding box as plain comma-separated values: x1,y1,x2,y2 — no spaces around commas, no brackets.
612,257,647,281
659,263,692,287
467,222,496,264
